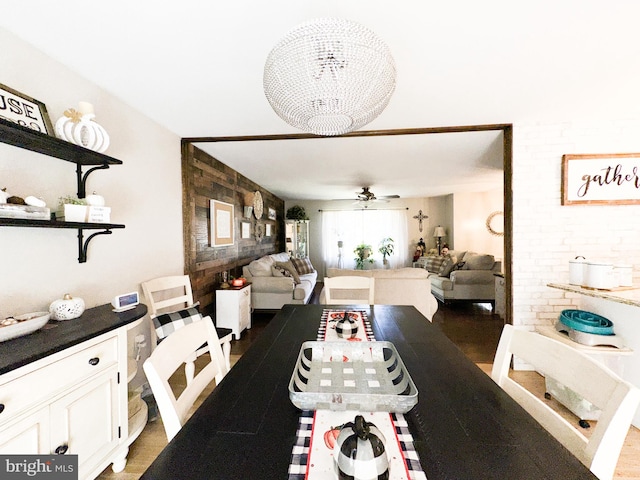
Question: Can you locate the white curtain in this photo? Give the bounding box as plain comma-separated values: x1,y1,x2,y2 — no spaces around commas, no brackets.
321,209,409,270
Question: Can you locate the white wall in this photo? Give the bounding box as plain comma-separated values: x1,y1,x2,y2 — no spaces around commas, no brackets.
453,188,504,261
512,119,640,425
0,29,184,386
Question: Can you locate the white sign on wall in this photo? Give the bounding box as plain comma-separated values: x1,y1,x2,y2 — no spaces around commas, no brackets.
562,153,640,205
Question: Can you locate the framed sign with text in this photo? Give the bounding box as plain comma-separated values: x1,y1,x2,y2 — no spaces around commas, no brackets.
562,153,640,205
0,83,54,135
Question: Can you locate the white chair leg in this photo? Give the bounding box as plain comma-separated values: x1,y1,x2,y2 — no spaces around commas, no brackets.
221,339,231,371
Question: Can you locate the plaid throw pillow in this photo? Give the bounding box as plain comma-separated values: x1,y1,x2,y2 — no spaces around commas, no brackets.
152,306,202,342
423,255,446,274
291,257,315,275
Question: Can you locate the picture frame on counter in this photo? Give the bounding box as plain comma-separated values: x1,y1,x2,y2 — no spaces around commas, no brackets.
562,153,640,205
0,83,54,135
210,199,234,246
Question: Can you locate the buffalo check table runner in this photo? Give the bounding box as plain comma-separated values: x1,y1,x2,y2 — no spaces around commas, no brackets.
287,309,427,480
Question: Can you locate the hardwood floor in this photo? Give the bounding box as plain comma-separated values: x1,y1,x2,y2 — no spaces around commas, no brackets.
97,297,640,479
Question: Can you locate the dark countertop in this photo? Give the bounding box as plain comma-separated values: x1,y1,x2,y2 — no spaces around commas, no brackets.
141,304,596,480
0,303,147,375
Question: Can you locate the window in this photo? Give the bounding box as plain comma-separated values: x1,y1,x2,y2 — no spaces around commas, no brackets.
321,209,409,269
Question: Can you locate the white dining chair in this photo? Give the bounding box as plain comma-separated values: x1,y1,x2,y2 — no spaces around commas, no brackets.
323,276,375,305
491,324,640,480
143,315,228,442
141,275,232,381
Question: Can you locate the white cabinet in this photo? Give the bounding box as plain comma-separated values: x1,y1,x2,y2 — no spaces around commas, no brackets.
0,325,130,479
285,220,309,258
216,284,252,339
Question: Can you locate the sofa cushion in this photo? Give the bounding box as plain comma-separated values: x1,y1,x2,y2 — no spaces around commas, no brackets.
371,267,430,279
430,276,454,291
276,260,301,284
248,256,275,277
291,257,315,275
326,268,373,278
462,254,495,270
423,255,446,274
438,255,458,277
270,252,291,263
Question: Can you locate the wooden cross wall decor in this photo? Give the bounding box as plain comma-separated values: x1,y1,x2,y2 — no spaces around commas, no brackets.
413,210,428,232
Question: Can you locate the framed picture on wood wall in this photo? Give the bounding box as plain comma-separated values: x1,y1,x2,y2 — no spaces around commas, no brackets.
562,153,640,205
210,200,234,246
0,83,54,135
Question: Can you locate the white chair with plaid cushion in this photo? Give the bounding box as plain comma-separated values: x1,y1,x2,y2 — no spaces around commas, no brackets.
323,276,375,305
143,315,228,442
141,275,232,383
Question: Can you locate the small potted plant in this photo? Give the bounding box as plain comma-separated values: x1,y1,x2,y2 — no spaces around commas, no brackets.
354,243,374,270
378,237,394,268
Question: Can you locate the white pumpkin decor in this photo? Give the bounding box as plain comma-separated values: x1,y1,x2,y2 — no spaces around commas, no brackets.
55,103,110,153
0,188,9,203
85,192,105,207
49,294,86,321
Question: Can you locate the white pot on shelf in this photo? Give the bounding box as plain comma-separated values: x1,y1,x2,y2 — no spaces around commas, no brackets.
63,204,88,222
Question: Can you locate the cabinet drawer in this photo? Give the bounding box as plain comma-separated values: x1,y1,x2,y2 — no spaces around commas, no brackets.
0,336,118,423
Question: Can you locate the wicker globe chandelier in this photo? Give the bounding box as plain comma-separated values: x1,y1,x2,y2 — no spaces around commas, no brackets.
263,18,396,136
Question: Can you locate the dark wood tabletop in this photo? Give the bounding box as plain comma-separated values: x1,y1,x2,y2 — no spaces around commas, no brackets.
141,304,596,480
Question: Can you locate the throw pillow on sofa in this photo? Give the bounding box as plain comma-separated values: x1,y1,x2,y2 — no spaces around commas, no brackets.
272,265,293,278
275,260,301,284
291,257,315,275
438,255,458,277
462,254,495,270
248,256,275,277
423,255,447,274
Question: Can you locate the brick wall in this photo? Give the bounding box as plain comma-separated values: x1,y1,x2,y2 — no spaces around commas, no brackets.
512,119,640,338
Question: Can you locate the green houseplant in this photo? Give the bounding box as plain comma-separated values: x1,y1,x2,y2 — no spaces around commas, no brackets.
286,205,309,221
378,237,395,266
354,243,374,270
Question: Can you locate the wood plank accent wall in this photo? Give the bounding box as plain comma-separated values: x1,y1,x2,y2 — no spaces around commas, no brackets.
182,142,285,316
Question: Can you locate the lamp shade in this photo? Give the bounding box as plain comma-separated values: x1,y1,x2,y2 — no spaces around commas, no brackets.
263,18,396,136
433,226,446,238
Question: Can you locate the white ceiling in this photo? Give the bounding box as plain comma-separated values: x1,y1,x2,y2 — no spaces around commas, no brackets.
4,1,640,201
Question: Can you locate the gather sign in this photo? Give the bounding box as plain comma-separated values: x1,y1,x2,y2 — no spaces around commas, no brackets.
562,153,640,205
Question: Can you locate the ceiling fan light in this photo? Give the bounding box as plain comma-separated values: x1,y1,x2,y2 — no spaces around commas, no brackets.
263,18,396,136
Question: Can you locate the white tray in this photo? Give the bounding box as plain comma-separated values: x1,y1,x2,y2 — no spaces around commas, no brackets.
0,312,50,342
289,341,418,413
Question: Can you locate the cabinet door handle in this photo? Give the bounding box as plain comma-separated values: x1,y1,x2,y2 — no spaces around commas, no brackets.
88,357,100,366
0,404,4,414
55,444,68,455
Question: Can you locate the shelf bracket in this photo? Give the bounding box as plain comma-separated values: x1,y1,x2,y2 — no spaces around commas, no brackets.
76,163,110,198
78,228,113,263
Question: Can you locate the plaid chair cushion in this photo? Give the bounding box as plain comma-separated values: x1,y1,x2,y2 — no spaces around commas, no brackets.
290,257,315,275
152,306,202,342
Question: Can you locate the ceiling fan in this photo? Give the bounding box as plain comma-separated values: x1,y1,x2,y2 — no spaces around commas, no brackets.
353,187,400,206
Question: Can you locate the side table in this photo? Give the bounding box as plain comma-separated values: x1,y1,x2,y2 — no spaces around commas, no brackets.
216,283,252,339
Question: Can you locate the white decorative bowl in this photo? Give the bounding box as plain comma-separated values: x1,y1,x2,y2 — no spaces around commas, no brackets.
0,312,50,343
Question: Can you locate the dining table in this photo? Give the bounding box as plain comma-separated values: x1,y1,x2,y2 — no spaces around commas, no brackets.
140,304,597,480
